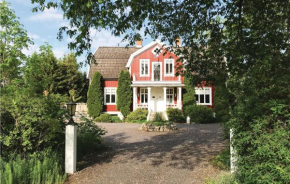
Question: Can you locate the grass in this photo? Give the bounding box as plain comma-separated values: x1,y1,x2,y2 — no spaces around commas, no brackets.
211,146,230,170
204,171,238,184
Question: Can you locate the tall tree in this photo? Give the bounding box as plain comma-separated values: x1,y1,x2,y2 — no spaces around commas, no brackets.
0,1,32,86
24,44,59,94
55,53,87,101
117,70,132,117
87,72,103,118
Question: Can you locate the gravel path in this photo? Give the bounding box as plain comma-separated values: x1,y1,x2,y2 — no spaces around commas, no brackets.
66,123,227,184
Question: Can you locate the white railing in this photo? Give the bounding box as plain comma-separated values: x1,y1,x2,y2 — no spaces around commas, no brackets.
166,104,178,108
137,104,149,109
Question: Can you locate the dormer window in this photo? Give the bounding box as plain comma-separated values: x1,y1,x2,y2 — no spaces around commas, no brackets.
164,59,174,76
140,59,150,76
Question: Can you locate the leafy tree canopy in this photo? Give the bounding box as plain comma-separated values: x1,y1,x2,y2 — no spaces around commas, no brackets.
0,1,32,86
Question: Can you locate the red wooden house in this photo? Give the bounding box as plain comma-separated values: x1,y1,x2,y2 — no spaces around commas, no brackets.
88,40,214,119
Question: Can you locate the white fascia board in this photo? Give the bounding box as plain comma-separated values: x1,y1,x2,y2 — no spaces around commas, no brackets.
126,39,167,68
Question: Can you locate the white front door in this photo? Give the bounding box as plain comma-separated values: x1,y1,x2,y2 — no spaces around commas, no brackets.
150,87,164,112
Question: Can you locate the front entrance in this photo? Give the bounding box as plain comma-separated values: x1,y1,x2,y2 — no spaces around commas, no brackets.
151,87,164,112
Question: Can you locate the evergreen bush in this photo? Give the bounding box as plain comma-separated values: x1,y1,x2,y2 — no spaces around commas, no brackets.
185,105,215,124
87,72,103,118
117,70,132,117
126,108,148,123
214,83,230,122
94,114,112,122
183,75,196,115
153,112,164,122
111,116,122,123
78,117,107,159
166,108,185,123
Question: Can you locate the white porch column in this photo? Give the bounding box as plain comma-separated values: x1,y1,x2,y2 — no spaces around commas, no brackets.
163,87,167,111
178,87,182,110
147,87,151,111
133,87,137,111
65,124,77,174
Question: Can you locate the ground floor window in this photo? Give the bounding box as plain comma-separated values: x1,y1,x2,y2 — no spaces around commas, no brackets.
195,87,212,105
166,88,174,104
104,88,116,104
140,88,148,104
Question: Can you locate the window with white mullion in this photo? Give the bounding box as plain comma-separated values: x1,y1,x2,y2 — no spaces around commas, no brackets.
140,59,149,76
164,59,174,76
166,88,174,104
140,88,148,104
104,88,116,104
195,87,212,105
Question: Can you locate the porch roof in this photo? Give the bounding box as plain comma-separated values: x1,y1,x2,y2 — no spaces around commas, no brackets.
131,82,184,87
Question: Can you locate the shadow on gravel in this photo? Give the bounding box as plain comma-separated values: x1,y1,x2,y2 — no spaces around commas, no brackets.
77,123,226,172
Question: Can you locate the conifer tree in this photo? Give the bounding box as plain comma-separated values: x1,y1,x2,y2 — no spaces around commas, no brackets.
183,74,196,115
117,70,132,117
87,72,103,118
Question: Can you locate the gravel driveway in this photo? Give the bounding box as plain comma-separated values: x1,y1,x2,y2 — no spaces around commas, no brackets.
66,123,227,184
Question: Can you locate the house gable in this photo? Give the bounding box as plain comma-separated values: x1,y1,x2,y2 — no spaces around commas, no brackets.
128,40,183,83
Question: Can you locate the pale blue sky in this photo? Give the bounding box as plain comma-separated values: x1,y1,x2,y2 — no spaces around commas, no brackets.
7,0,152,73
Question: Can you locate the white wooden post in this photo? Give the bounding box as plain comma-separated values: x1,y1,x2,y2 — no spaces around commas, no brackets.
147,87,151,111
65,124,77,174
230,128,237,173
178,87,182,110
186,116,190,124
163,87,167,111
133,87,137,111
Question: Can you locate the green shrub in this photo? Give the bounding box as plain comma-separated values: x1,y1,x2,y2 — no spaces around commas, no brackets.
78,117,107,159
94,113,112,122
185,105,215,124
0,154,66,184
87,72,103,118
214,84,230,122
111,116,122,123
0,87,66,158
233,104,290,184
120,106,130,118
166,108,185,123
126,108,148,123
211,147,230,170
153,112,164,122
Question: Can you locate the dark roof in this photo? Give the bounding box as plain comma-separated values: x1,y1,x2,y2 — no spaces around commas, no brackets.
88,47,140,79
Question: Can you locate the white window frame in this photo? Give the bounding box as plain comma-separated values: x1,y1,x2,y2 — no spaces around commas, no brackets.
152,62,162,81
140,88,148,104
104,87,117,105
164,59,174,76
166,88,174,104
140,59,150,77
195,87,212,105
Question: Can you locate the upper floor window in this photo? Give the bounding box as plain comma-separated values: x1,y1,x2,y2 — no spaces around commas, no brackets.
140,88,148,104
140,59,150,76
104,88,116,104
195,87,212,105
164,59,174,76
